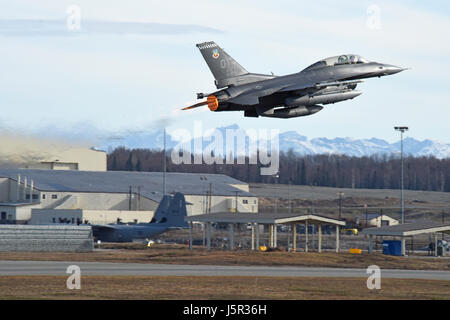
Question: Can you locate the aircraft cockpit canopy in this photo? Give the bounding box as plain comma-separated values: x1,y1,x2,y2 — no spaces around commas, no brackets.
303,55,369,71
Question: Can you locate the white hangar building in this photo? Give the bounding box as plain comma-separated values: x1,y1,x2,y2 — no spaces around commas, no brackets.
0,169,258,225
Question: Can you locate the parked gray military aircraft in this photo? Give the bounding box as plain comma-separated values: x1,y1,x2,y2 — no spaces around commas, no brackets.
91,193,188,242
183,41,406,118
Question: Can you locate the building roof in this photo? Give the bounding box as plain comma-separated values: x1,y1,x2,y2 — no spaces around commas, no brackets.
365,213,397,220
185,212,346,226
0,169,254,202
0,202,37,207
362,220,450,236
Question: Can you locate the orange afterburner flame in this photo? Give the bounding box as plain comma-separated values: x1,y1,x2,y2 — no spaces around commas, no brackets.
182,95,219,111
182,100,208,110
207,95,219,111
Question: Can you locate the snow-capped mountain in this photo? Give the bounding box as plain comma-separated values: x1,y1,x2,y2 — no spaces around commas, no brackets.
278,134,450,158
100,124,450,159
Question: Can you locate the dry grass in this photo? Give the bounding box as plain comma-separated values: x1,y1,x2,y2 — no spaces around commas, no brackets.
0,275,449,300
1,244,449,270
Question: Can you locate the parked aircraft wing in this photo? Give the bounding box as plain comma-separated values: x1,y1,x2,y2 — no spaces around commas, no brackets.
91,224,119,232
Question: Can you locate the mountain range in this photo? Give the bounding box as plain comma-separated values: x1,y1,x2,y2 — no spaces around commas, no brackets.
99,124,450,159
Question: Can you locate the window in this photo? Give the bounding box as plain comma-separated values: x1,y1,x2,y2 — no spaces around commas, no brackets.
42,194,46,200
51,194,58,199
242,199,248,204
32,194,38,200
26,194,30,200
1,212,6,220
337,55,348,65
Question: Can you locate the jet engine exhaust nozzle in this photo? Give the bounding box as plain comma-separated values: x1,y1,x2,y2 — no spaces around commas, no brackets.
182,94,219,111
207,95,219,111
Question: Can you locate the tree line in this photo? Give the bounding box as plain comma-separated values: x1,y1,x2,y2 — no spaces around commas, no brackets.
108,147,450,192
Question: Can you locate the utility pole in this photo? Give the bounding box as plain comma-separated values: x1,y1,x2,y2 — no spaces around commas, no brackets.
337,192,344,220
364,204,368,228
137,186,141,211
273,173,279,214
394,126,409,224
208,183,212,214
128,185,132,211
288,180,292,214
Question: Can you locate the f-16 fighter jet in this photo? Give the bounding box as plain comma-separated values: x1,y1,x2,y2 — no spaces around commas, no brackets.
183,41,406,118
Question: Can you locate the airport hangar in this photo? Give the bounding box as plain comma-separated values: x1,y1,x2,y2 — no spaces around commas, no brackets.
0,169,258,225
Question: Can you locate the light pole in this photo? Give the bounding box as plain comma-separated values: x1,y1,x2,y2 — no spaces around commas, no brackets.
273,173,279,214
337,192,344,220
162,128,166,197
394,126,409,224
288,180,292,214
364,204,368,228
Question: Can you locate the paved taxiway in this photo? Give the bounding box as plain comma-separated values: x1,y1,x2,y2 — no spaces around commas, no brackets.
0,261,449,280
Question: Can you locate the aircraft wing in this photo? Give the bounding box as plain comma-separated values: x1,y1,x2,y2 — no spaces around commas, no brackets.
227,85,289,105
228,79,365,105
227,94,260,105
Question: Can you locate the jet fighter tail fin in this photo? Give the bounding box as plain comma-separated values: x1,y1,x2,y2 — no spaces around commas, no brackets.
197,41,249,88
197,41,276,89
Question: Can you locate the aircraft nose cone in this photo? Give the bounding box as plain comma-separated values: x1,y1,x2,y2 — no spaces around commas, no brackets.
381,64,407,75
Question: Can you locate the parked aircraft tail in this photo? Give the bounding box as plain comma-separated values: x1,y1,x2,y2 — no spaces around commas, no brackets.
151,192,188,228
197,41,275,89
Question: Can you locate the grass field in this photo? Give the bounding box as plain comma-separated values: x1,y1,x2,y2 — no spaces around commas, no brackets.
0,275,449,300
250,183,450,205
1,244,449,300
251,183,450,223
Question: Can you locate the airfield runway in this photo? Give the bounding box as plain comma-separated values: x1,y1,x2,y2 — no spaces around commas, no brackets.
0,260,449,280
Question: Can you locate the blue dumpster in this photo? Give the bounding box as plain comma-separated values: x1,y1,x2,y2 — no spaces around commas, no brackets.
382,240,402,256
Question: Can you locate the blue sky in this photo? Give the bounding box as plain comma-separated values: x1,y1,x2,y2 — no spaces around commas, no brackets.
0,0,449,145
